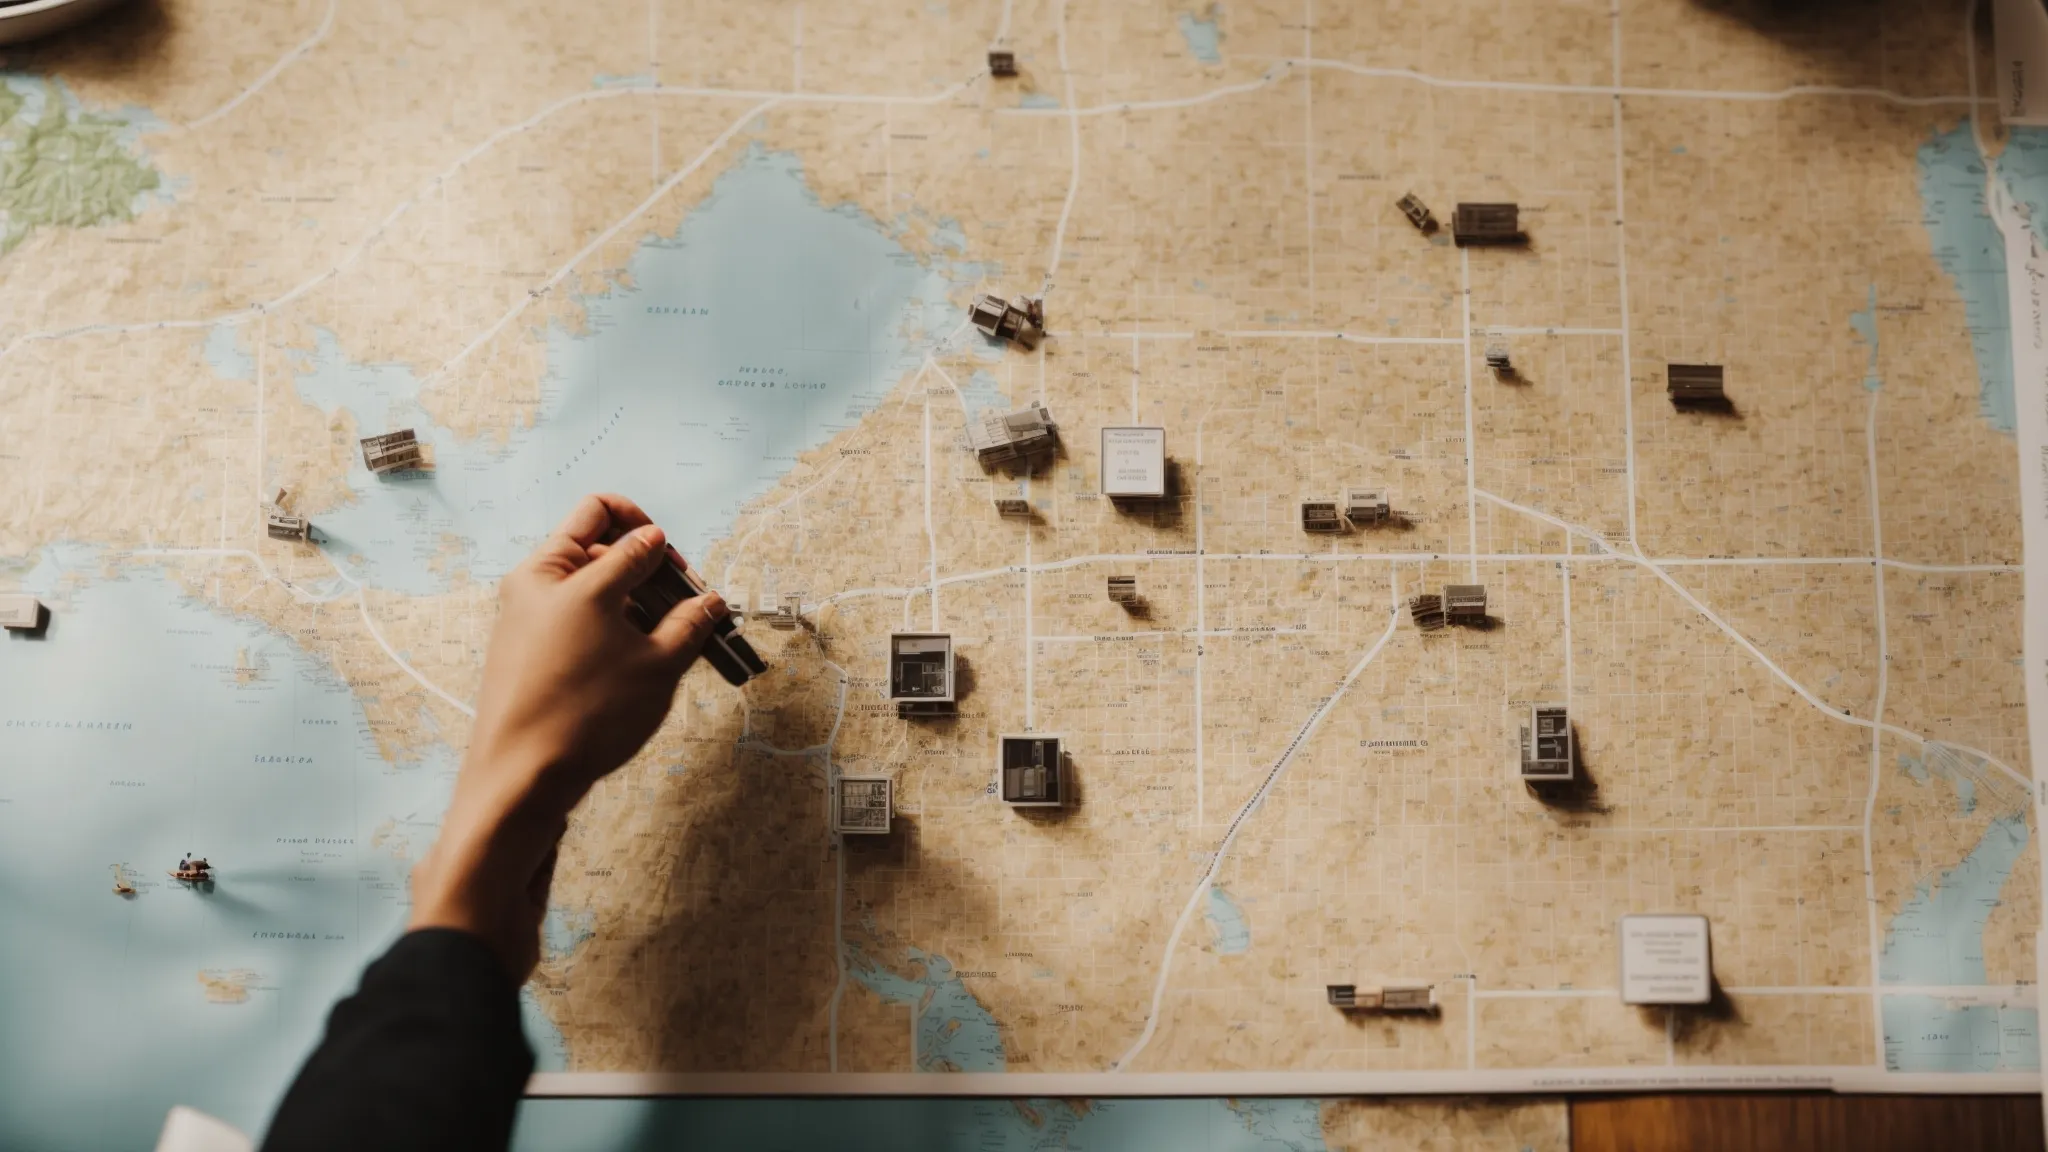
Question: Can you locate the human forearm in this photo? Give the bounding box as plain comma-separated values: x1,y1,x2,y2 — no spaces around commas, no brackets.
259,930,533,1152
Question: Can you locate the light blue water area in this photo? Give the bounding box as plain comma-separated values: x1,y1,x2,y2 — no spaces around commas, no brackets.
522,989,572,1072
1882,996,2040,1073
1206,885,1251,954
849,946,1005,1073
0,551,452,1150
285,148,957,595
1848,283,1881,391
513,1096,1335,1152
1915,123,2015,432
542,906,597,962
1019,93,1061,109
1177,7,1224,64
206,323,255,381
1879,815,2030,986
960,368,1007,418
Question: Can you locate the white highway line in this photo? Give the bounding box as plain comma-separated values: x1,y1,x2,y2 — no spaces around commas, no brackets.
1475,489,2031,792
1,78,975,365
996,57,1983,121
1220,329,1461,343
923,395,939,628
1113,574,1403,1072
424,98,777,387
820,660,852,1073
1861,389,1891,1068
1460,249,1478,580
1040,0,1082,296
312,551,478,718
181,0,338,132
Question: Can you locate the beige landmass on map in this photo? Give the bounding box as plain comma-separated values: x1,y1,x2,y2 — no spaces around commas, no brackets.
0,0,2034,1117
197,968,261,1005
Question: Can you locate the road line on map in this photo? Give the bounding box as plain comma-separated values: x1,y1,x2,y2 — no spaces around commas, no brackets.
424,98,779,386
1860,389,1891,1067
1476,489,2031,791
1112,576,1402,1072
1040,0,1082,296
1460,249,1478,579
181,0,338,132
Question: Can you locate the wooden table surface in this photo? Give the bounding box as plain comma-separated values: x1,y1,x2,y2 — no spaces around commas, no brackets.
1571,1095,2043,1151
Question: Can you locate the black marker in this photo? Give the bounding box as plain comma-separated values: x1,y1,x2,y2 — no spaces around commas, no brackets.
614,537,766,687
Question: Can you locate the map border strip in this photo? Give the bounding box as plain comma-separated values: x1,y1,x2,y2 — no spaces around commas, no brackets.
526,1069,2040,1098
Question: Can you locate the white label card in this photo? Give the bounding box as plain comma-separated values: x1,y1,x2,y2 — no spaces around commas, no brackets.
1101,427,1166,498
1618,914,1711,1005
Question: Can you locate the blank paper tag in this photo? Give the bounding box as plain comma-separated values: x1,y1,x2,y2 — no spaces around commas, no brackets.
1619,914,1711,1005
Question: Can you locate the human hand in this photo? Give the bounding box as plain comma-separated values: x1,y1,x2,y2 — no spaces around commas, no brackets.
408,493,727,979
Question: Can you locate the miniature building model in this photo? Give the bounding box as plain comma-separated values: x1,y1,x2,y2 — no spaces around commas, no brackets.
1344,488,1390,526
765,595,803,631
971,404,1058,466
889,632,955,708
266,512,310,541
1521,702,1573,781
0,593,43,630
1619,914,1712,1005
833,776,894,835
999,734,1063,806
1408,594,1446,632
1452,202,1525,246
988,49,1017,76
1484,343,1512,375
1328,983,1438,1012
1395,192,1436,232
1100,426,1167,499
968,293,1044,348
1443,584,1487,623
1107,575,1139,604
994,497,1032,517
1667,363,1727,406
1301,501,1343,533
359,429,422,475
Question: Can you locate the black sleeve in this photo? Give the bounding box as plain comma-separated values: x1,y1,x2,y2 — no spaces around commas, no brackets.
260,928,535,1152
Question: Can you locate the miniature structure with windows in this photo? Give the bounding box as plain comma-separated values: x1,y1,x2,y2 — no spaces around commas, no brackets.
764,595,803,631
1484,343,1513,376
1452,202,1525,246
1301,501,1343,533
1520,702,1573,782
1327,983,1437,1012
1444,584,1487,624
968,293,1044,348
1395,192,1436,232
999,734,1063,807
994,497,1032,517
0,593,43,631
360,429,422,475
988,49,1017,76
833,776,893,835
1667,363,1727,407
1408,593,1446,632
1107,575,1139,605
889,632,956,715
971,404,1058,466
1344,488,1390,527
266,511,310,541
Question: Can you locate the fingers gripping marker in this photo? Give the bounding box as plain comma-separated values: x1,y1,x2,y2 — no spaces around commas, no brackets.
613,540,766,687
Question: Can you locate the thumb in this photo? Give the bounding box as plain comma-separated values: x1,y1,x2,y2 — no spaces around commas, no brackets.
579,523,668,599
650,588,725,667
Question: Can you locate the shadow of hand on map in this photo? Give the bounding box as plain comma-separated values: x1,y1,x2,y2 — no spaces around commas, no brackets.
5,0,168,76
1524,737,1611,816
1687,0,1976,87
1657,978,1742,1050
